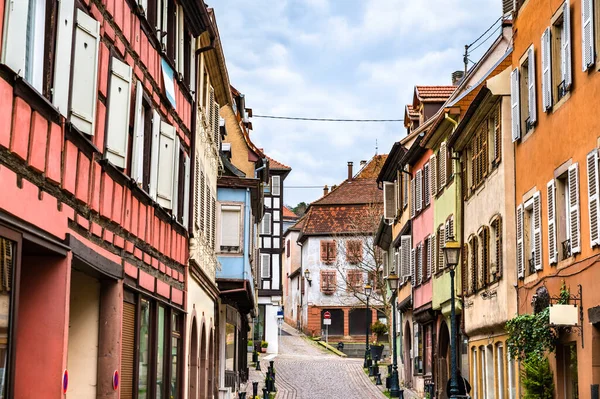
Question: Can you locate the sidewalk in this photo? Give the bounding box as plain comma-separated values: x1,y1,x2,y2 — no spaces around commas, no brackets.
369,361,421,399
243,351,274,397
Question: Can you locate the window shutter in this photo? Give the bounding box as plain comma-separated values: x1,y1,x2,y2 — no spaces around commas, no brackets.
562,1,573,88
156,122,176,209
70,10,100,135
403,168,410,207
510,68,521,142
149,110,161,200
588,149,600,246
171,137,181,218
183,154,190,228
194,159,200,229
438,226,445,272
440,143,447,188
52,0,75,116
320,241,327,262
328,241,337,262
430,154,438,195
160,0,168,49
262,213,272,235
204,180,210,237
547,179,558,264
131,82,145,183
106,58,133,168
221,206,240,247
410,178,415,218
527,47,537,125
121,301,136,398
410,248,416,286
211,195,216,248
415,169,423,212
424,163,430,206
582,0,595,71
569,163,581,253
427,235,433,278
213,102,220,149
384,182,396,220
533,191,543,270
417,244,423,284
176,5,184,73
517,204,524,278
272,176,281,196
261,254,270,278
2,0,29,74
541,27,552,111
401,236,411,279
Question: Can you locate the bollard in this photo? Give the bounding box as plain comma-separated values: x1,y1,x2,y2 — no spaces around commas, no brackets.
368,365,375,377
387,364,393,374
239,393,247,399
252,350,258,363
376,372,382,386
255,360,261,371
386,376,390,389
252,382,259,397
263,387,269,399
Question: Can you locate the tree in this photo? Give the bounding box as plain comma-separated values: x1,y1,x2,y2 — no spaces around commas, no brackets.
291,202,308,217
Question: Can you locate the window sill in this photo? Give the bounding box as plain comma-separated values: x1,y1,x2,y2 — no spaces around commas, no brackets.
556,255,577,270
551,90,571,114
523,272,539,284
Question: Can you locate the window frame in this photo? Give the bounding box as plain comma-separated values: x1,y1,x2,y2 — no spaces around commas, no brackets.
320,270,337,294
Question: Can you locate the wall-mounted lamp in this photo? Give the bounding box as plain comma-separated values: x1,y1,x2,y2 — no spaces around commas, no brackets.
304,268,312,286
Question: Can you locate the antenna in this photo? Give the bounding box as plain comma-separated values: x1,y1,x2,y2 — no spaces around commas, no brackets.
375,139,378,155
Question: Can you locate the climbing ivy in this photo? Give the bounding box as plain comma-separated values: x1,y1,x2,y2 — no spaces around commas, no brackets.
505,307,557,361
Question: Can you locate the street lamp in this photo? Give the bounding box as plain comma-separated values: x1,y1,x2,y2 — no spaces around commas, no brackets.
363,283,373,369
304,268,312,286
443,236,461,399
385,270,400,398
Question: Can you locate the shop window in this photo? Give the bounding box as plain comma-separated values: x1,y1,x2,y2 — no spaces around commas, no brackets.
0,236,15,399
138,298,151,398
170,313,181,399
225,323,236,371
424,324,433,376
413,324,423,375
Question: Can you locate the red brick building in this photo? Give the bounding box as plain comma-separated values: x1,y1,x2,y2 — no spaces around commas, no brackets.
0,0,217,396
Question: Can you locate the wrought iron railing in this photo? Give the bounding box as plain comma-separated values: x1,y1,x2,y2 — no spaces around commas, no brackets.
562,238,571,260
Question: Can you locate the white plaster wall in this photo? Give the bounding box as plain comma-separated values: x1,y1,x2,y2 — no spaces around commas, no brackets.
67,270,100,399
463,95,517,338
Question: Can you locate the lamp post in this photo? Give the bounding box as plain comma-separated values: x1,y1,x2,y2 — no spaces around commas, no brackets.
443,237,461,399
363,283,373,369
385,269,400,398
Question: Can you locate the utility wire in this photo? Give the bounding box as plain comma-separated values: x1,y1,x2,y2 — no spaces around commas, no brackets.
468,25,502,53
467,16,502,48
253,114,404,122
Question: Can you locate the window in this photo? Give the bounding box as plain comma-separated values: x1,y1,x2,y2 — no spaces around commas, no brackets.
106,57,133,169
220,205,242,252
413,323,423,375
551,163,581,262
170,313,181,399
415,169,423,213
260,254,270,278
271,175,281,196
513,47,537,142
286,239,290,257
469,235,478,293
320,240,337,264
549,2,572,104
261,213,272,235
479,227,490,288
320,270,336,294
517,193,541,278
346,269,363,292
148,117,177,210
383,181,396,220
400,235,411,281
346,240,363,264
424,162,430,207
0,236,15,398
2,0,48,92
490,216,503,282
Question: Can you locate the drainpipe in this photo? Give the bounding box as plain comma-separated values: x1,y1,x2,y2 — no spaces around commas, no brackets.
254,159,268,179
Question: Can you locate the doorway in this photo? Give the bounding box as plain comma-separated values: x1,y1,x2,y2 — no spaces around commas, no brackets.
66,270,100,399
437,321,450,399
188,318,198,399
557,342,579,399
199,324,207,399
403,321,412,386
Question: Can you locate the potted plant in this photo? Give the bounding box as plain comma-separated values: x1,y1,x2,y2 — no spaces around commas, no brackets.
371,320,388,342
261,340,269,353
247,340,254,353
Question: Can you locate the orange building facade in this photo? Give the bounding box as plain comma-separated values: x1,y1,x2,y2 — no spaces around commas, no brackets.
512,0,600,396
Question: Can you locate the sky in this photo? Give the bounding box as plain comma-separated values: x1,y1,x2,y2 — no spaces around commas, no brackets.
213,0,502,207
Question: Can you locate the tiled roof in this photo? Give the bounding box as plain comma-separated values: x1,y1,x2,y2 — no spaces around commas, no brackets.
266,155,291,170
300,204,382,236
415,85,456,102
406,105,419,119
283,206,298,219
313,178,382,206
355,154,388,179
289,215,306,231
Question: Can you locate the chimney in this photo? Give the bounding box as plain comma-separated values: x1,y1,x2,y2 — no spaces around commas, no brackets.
323,185,329,196
360,160,367,168
331,185,337,191
347,162,353,180
452,70,464,86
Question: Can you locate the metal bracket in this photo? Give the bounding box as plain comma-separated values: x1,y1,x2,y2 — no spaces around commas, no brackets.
549,284,584,348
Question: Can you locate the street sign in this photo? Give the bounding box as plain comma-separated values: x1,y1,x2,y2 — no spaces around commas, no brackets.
323,311,331,319
323,319,332,325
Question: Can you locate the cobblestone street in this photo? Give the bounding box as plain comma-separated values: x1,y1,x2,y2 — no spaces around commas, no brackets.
247,324,386,399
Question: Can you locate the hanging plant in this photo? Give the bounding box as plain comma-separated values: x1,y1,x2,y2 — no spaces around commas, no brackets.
505,307,557,361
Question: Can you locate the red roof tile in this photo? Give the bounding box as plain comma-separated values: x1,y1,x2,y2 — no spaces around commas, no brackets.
415,85,456,102
266,155,291,170
301,204,382,236
406,105,419,119
355,154,387,179
313,178,382,206
283,206,298,219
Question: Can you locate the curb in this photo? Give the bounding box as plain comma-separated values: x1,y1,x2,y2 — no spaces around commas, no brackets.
316,340,348,357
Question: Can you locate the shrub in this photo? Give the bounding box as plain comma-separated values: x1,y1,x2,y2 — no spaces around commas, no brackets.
522,356,554,399
261,340,269,348
371,320,388,336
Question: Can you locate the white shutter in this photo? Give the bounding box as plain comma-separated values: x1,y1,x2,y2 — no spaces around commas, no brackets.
172,136,180,218
131,81,144,183
261,254,270,278
427,236,433,278
582,0,595,71
510,68,521,142
384,182,396,220
527,46,537,125
517,204,524,278
70,10,100,136
417,244,423,284
394,179,400,216
2,0,29,75
533,191,542,270
410,248,416,286
189,37,196,92
569,163,581,253
221,206,241,247
262,213,272,235
156,122,176,209
424,163,430,206
410,177,415,218
438,226,445,272
541,27,552,111
149,110,161,200
272,175,281,196
183,153,190,229
52,0,75,116
176,5,184,73
562,1,572,88
440,143,447,188
213,102,220,148
415,169,423,212
401,236,411,279
588,150,600,246
160,0,168,49
547,179,558,264
431,154,438,195
105,58,132,168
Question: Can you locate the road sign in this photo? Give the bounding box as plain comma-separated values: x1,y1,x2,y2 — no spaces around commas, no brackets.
323,311,331,319
323,319,332,325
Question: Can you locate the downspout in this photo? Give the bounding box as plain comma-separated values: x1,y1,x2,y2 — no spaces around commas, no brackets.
298,241,304,332
254,159,268,179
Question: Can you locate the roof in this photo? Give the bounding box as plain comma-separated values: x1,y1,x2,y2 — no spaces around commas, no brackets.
266,155,291,171
377,143,407,183
413,86,456,106
355,154,388,179
406,105,419,119
300,203,382,237
313,178,382,206
283,206,298,220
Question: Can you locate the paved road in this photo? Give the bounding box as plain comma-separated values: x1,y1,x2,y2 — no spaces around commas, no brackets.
271,325,386,399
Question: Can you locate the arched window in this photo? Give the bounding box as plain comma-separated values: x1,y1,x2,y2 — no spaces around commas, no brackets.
469,235,478,293
490,215,503,282
478,226,490,288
